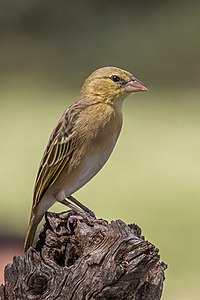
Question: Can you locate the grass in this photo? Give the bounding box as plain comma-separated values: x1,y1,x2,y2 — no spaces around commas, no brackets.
0,85,200,299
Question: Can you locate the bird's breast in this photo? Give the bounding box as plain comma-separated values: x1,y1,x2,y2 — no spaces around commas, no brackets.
69,116,121,194
55,104,123,198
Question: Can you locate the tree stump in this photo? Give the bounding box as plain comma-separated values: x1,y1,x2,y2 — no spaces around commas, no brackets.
0,211,167,300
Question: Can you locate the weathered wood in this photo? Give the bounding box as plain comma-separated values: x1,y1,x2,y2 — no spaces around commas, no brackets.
0,211,167,300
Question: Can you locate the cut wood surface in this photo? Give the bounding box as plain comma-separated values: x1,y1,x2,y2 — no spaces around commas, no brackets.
0,211,167,300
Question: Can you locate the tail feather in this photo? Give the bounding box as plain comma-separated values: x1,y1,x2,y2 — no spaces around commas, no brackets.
24,195,56,251
24,215,37,251
24,212,43,252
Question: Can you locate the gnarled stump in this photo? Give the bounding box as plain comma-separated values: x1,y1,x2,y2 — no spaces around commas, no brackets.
0,211,167,299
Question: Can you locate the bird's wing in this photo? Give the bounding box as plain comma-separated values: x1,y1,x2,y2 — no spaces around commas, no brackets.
32,106,80,209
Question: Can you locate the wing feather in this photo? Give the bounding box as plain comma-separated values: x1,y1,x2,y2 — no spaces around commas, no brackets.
32,105,81,209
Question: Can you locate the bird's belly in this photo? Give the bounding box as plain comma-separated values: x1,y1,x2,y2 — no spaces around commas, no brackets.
68,144,116,196
52,108,122,201
75,145,113,189
56,133,119,199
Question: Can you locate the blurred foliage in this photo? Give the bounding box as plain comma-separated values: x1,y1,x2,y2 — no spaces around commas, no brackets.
0,1,200,299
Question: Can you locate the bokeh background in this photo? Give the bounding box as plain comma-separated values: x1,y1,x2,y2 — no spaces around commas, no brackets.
0,0,200,298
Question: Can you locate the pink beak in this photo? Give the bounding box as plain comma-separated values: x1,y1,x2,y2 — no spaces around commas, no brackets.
124,77,149,93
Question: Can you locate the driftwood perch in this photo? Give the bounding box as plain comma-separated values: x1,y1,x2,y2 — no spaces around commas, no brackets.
1,211,167,299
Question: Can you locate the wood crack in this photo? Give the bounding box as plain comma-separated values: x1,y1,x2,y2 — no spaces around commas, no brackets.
0,210,167,300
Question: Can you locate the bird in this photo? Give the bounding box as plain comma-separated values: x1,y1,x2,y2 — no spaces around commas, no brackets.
24,66,148,251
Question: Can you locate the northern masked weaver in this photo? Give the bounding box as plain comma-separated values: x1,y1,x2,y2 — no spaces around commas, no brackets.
24,66,148,251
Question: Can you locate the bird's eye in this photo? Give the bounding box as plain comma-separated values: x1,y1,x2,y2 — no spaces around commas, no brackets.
111,75,121,83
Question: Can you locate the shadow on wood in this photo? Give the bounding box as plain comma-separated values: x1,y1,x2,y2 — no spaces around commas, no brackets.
0,211,167,300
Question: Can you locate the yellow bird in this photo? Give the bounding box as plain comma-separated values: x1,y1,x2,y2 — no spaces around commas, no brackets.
24,66,148,251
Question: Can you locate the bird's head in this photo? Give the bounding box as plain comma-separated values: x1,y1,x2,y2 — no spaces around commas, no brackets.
80,66,148,106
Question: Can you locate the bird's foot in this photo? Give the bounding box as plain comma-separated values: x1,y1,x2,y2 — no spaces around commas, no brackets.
67,195,96,218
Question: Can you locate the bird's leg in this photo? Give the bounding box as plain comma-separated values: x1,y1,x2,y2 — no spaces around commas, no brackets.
58,198,84,215
67,195,96,218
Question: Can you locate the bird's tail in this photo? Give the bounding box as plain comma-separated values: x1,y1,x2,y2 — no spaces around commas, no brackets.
24,210,43,252
24,195,56,251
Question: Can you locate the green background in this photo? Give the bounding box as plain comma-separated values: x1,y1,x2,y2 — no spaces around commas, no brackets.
0,1,200,299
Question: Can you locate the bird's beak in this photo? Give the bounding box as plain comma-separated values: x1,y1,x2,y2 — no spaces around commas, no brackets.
124,77,149,93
